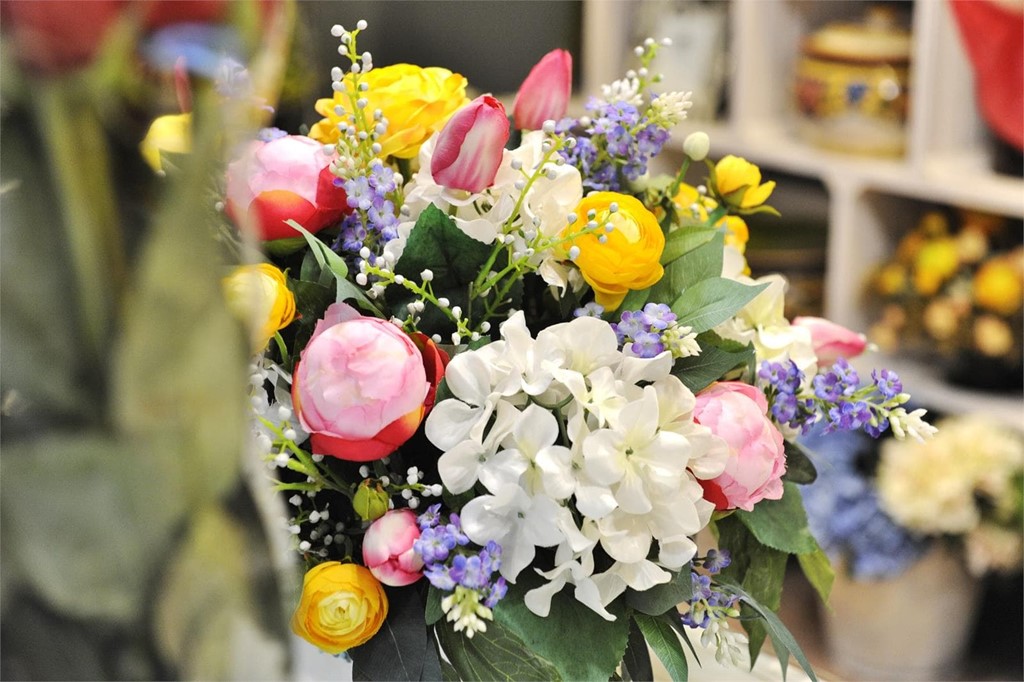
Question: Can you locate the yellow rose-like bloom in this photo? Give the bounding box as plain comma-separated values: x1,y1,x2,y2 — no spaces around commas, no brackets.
973,259,1023,316
565,192,665,310
713,155,776,209
291,562,388,655
222,263,297,354
139,113,191,173
309,64,469,159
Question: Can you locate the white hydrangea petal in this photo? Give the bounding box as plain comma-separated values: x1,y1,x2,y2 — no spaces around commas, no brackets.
611,559,672,592
657,535,699,569
534,445,575,500
614,467,653,515
597,511,652,564
617,351,673,385
445,352,495,404
437,439,487,494
478,448,529,494
523,573,567,617
583,430,627,486
425,399,486,451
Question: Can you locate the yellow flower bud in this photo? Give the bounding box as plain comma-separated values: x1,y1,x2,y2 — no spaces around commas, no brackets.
564,192,665,311
139,113,191,173
713,155,775,209
291,562,388,655
222,263,296,354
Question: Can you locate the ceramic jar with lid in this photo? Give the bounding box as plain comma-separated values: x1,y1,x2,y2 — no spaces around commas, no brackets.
794,6,912,156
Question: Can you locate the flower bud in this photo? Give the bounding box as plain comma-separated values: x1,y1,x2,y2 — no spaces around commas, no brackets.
792,316,868,365
512,49,573,131
430,95,510,193
682,131,710,161
362,509,424,586
140,113,192,173
222,262,297,354
353,480,390,522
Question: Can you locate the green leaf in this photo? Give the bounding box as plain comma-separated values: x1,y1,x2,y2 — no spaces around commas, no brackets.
671,343,755,394
425,585,444,625
660,226,719,266
286,219,377,312
391,204,512,333
735,482,818,555
715,515,787,664
720,583,818,682
649,232,724,305
797,548,835,607
153,504,288,680
435,616,561,682
493,571,630,682
351,585,430,681
671,277,768,334
263,236,308,257
781,440,818,484
634,613,688,681
621,617,654,682
0,434,188,622
625,568,692,616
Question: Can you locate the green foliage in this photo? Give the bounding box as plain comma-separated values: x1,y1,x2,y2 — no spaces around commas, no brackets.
351,586,440,681
621,618,654,681
491,572,631,682
392,205,521,334
649,232,724,304
634,613,689,681
286,219,377,312
660,226,719,266
625,567,693,616
672,340,755,394
735,482,819,555
782,440,818,484
671,278,768,333
435,617,561,682
797,548,835,606
720,583,818,682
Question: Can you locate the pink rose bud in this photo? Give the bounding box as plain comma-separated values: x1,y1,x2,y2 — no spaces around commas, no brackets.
430,94,510,193
292,303,433,462
792,316,868,366
362,509,424,587
512,48,573,131
693,382,786,512
225,134,348,241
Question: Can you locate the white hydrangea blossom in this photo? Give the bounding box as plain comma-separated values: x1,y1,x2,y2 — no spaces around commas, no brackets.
425,312,729,619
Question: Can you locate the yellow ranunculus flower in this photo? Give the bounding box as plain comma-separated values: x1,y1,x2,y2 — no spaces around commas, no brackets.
565,192,665,311
309,64,469,159
222,263,297,353
139,113,191,173
713,155,775,209
973,259,1023,316
291,562,388,655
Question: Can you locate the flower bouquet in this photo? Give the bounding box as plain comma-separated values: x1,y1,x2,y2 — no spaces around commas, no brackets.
866,208,1024,391
221,20,939,681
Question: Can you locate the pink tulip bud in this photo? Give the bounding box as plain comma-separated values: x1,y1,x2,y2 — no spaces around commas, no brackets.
362,509,424,587
513,49,572,131
430,95,509,193
792,316,868,365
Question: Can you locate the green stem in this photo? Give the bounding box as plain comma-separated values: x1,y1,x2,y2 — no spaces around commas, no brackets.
34,80,126,363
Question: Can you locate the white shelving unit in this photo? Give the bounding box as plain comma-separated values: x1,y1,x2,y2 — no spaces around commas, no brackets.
582,0,1024,425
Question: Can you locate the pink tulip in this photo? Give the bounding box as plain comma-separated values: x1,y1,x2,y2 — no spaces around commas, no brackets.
792,316,868,366
512,49,572,131
430,94,510,193
292,303,432,462
225,134,348,241
693,382,786,512
362,510,424,587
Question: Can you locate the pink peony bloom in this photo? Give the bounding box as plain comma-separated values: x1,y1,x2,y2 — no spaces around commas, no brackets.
792,316,867,366
512,49,573,131
225,134,348,241
292,303,444,462
430,94,510,193
693,382,786,512
362,509,424,586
